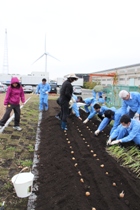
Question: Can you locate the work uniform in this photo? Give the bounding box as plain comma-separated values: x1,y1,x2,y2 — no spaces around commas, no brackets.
121,92,140,118
110,119,140,145
87,105,111,120
83,98,96,114
98,97,105,105
97,108,122,135
70,94,82,118
36,82,51,111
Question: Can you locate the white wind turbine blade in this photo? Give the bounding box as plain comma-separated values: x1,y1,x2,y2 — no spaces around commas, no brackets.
32,53,45,64
45,52,60,61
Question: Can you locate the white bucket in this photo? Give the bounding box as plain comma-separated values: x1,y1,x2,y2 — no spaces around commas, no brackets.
11,172,34,198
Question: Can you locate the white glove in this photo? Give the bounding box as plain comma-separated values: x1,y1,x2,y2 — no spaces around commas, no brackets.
46,91,48,94
94,129,100,136
83,118,89,124
69,100,74,108
106,139,112,145
102,114,105,117
71,98,76,103
110,140,121,145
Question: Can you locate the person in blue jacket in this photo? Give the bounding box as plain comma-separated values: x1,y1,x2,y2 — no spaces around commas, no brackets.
36,78,51,111
92,89,96,98
83,103,111,124
82,97,96,114
94,108,122,136
98,91,103,97
107,115,140,146
119,90,140,118
98,96,105,105
70,94,84,120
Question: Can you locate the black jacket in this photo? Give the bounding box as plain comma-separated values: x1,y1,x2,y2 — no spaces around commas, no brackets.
59,80,73,104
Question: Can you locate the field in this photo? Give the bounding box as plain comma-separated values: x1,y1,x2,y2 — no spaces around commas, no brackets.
1,94,140,209
34,100,140,210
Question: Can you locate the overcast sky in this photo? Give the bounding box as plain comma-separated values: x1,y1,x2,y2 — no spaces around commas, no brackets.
0,0,140,79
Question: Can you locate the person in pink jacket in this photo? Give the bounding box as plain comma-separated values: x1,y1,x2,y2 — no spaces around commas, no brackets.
0,77,25,131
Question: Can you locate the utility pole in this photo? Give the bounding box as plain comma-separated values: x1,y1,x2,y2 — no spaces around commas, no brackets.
3,29,9,74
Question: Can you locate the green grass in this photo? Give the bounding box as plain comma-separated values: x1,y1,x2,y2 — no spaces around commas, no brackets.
106,145,140,178
0,95,39,209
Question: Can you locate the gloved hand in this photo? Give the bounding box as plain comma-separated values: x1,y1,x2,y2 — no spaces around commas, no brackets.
83,118,89,124
69,100,73,108
106,139,112,145
94,129,100,136
46,91,48,94
110,140,121,145
102,114,105,117
71,98,76,103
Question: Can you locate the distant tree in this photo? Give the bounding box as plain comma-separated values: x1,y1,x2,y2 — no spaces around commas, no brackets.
83,81,100,89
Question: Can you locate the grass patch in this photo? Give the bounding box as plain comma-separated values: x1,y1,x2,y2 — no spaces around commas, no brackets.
106,145,140,178
0,95,39,209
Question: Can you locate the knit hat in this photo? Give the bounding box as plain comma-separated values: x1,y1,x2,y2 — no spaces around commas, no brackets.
119,90,129,98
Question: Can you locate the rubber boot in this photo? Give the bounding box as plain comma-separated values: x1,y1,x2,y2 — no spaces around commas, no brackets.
61,121,68,130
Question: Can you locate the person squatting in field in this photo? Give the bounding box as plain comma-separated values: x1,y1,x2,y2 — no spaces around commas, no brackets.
0,77,25,131
107,115,140,146
36,78,51,111
57,73,78,130
119,90,140,119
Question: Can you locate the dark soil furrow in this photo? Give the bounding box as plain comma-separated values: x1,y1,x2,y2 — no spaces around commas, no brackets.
34,100,140,210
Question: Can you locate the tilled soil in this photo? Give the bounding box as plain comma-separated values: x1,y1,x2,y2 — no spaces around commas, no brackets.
34,100,140,210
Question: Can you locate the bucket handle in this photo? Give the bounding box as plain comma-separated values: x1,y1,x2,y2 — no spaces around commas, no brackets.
13,167,30,184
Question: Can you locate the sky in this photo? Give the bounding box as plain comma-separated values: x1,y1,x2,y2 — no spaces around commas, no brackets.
0,0,140,80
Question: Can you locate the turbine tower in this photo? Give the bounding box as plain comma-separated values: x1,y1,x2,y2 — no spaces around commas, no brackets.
3,29,9,74
32,35,59,75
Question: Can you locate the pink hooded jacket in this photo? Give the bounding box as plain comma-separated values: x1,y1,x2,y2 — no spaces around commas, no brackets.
4,77,25,105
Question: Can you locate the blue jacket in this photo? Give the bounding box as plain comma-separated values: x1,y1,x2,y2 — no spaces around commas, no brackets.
121,92,140,114
92,90,96,98
87,105,112,120
110,119,140,145
98,107,121,134
98,92,103,97
98,97,105,104
83,98,97,114
71,94,80,117
36,83,51,96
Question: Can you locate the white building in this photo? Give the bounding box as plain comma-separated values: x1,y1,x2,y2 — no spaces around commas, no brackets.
0,71,49,85
90,63,140,87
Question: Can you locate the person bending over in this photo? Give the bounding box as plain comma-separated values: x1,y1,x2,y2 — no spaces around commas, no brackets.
83,103,115,124
107,115,140,146
94,108,122,136
119,90,140,118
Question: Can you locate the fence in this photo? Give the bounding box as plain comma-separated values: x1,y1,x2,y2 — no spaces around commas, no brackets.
103,85,140,108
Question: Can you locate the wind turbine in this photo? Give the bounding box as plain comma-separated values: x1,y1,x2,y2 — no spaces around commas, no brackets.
32,35,59,75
